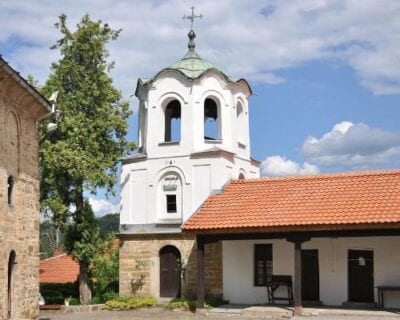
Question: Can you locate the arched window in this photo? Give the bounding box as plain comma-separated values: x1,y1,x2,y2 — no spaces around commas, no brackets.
164,100,181,142
7,175,14,205
238,173,245,180
204,98,221,141
236,101,246,147
8,251,16,319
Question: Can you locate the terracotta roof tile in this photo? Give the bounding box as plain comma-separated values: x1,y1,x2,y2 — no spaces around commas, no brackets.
182,170,400,233
40,254,79,284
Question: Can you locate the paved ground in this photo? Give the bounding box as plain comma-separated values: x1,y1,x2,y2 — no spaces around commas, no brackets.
39,306,400,320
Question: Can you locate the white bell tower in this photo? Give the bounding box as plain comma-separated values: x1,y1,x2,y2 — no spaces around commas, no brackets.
120,13,260,234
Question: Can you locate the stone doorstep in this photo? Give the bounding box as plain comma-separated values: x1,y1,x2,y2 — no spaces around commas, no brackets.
209,304,400,317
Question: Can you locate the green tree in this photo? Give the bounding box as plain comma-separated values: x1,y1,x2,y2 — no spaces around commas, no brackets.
97,213,120,237
40,14,134,304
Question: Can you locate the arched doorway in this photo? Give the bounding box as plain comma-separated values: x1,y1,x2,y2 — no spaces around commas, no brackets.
159,246,181,298
7,251,16,319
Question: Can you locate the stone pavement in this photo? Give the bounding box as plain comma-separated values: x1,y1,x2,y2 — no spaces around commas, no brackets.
40,305,400,320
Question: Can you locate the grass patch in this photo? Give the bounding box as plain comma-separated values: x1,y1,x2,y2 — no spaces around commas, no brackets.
104,296,157,310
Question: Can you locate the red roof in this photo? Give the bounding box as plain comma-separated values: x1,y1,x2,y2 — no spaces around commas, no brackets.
183,170,400,233
40,254,79,284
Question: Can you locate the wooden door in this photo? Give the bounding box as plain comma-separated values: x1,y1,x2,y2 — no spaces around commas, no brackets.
348,250,374,302
160,246,181,298
301,249,320,301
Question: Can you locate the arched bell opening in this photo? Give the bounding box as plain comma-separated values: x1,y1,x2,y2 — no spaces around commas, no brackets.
164,100,181,142
204,97,221,141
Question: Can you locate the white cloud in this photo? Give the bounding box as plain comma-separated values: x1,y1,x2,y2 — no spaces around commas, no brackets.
302,121,400,167
261,155,320,176
0,0,400,97
88,198,119,217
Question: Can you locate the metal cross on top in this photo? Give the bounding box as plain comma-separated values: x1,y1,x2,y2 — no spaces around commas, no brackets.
183,6,203,30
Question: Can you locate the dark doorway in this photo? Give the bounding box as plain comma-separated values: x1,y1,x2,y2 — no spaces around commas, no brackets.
7,251,16,319
160,246,181,298
301,249,320,302
348,250,374,302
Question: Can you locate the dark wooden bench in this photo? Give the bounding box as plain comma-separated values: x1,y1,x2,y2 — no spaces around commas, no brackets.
266,275,293,305
376,286,400,308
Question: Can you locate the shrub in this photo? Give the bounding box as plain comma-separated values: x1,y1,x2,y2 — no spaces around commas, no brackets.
165,297,229,312
165,298,197,311
205,296,229,308
101,291,119,302
104,296,156,310
90,296,102,305
68,297,80,305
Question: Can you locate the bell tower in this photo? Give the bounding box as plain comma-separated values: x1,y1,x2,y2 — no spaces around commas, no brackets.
120,10,260,234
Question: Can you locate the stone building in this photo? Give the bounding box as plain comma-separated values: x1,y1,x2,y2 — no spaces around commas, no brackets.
119,23,259,299
0,56,51,319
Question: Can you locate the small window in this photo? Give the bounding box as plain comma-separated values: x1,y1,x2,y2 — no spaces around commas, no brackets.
7,176,14,205
166,194,177,213
254,244,273,286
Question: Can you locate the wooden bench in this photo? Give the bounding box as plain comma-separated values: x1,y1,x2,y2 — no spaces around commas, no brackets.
376,286,400,308
266,275,293,305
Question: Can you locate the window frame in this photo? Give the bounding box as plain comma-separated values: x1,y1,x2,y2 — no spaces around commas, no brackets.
254,244,273,287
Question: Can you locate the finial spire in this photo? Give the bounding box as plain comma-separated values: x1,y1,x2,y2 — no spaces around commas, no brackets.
183,6,203,51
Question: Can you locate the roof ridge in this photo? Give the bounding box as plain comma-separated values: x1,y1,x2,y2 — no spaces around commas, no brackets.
232,169,400,184
40,253,69,262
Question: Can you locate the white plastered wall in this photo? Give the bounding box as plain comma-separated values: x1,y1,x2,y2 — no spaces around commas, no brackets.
120,70,259,227
223,236,400,308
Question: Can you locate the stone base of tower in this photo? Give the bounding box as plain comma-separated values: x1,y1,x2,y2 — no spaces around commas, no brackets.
119,233,222,300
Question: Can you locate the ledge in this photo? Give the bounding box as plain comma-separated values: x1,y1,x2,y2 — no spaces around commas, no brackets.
204,139,222,144
159,141,180,146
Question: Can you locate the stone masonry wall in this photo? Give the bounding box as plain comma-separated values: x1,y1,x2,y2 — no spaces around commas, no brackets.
119,234,222,299
0,71,45,319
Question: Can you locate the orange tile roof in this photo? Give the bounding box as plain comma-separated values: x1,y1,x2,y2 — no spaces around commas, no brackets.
183,170,400,233
40,253,79,284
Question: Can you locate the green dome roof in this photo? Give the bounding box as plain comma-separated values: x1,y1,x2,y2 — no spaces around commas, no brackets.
135,29,252,95
167,50,224,79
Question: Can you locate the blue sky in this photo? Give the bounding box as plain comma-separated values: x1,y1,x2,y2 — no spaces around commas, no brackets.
1,1,399,215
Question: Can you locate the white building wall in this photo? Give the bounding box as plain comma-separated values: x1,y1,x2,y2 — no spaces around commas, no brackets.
120,70,259,228
223,237,400,308
120,154,258,226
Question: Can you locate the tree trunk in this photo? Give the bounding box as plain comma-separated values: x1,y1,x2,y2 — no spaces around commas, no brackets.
79,260,92,304
76,185,92,304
